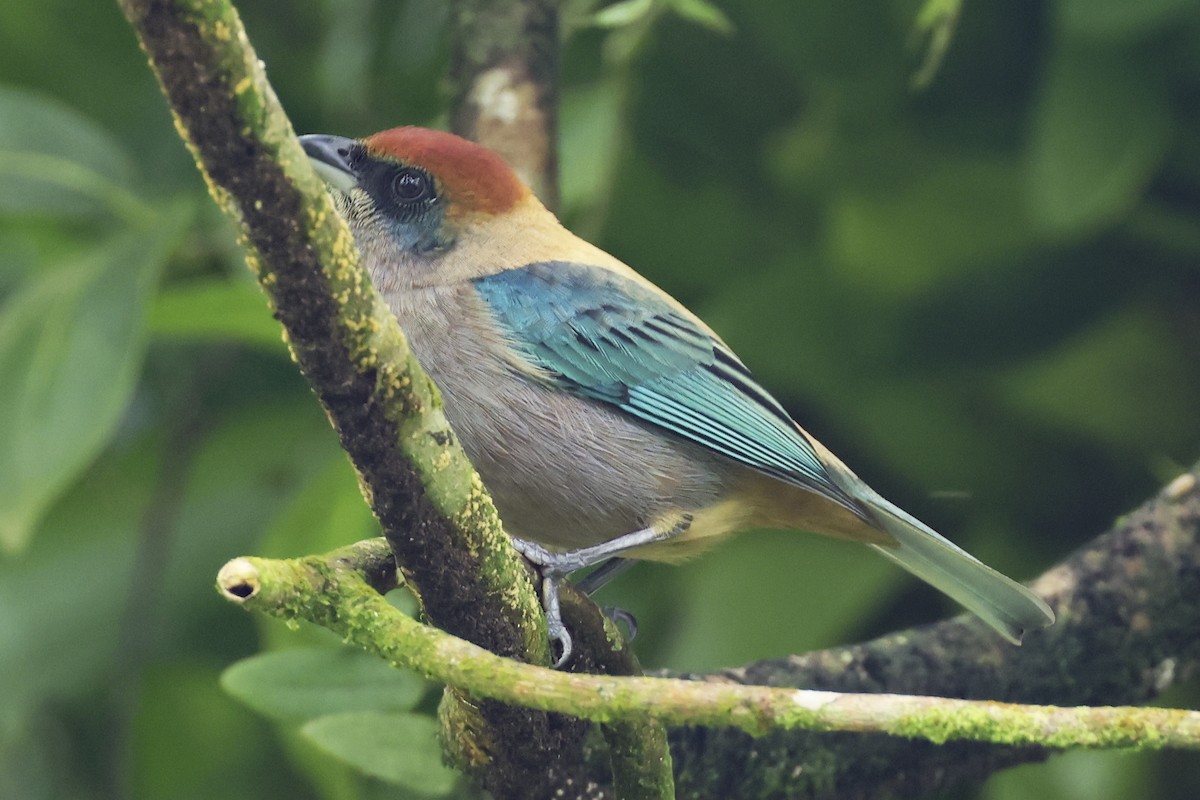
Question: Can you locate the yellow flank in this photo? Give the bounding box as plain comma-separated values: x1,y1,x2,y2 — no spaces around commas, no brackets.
626,499,754,563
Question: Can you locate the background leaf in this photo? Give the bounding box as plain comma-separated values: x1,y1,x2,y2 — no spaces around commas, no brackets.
222,648,426,723
592,0,654,29
1026,44,1171,236
0,86,146,221
0,204,190,550
669,0,734,35
301,712,458,794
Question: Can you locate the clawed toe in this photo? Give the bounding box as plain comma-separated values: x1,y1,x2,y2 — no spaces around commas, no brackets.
537,572,574,667
603,606,638,641
548,621,573,668
512,534,665,668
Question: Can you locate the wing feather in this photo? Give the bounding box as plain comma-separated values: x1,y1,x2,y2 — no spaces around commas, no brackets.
472,261,865,517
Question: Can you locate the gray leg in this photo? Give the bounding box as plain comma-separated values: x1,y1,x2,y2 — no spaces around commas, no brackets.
514,515,692,667
577,558,640,641
576,557,636,595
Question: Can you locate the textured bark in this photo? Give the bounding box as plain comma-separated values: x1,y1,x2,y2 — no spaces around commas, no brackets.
448,0,560,211
664,468,1200,798
116,2,587,797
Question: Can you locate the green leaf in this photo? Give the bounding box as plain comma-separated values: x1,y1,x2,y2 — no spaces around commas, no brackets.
150,276,287,353
301,712,458,794
1026,45,1170,236
592,0,654,28
994,305,1198,452
910,0,961,89
0,203,191,550
0,228,39,291
222,647,426,723
828,156,1036,297
668,0,734,34
0,433,159,727
0,86,149,222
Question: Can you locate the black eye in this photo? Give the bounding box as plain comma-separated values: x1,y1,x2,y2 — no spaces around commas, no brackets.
391,168,431,203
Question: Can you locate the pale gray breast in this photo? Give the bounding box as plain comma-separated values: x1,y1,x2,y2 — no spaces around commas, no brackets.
384,283,732,549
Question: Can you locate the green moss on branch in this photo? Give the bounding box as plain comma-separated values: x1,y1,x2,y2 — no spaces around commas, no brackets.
217,542,1200,751
115,1,586,796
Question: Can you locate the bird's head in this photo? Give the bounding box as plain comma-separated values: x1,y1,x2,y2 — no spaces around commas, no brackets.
301,126,541,289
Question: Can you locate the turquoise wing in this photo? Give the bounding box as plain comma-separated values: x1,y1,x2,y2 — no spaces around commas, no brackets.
475,262,1056,643
471,261,863,516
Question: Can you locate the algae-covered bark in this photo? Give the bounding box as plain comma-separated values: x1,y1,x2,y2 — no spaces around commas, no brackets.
668,463,1200,798
217,539,1200,750
116,1,582,796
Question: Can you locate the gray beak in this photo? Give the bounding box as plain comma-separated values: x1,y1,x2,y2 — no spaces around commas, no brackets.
300,134,360,194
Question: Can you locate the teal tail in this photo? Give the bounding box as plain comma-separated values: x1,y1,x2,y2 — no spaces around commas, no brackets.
865,495,1054,643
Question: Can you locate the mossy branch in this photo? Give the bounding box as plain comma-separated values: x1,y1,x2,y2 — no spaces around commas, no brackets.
667,465,1200,798
116,0,541,659
217,538,1200,752
117,0,670,797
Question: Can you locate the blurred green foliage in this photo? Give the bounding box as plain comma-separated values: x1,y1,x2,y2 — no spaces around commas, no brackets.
1,0,1198,797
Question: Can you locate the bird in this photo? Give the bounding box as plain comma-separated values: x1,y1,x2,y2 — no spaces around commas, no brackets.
300,126,1055,665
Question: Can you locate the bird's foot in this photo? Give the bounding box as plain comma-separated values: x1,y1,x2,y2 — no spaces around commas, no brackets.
511,539,575,666
513,517,691,668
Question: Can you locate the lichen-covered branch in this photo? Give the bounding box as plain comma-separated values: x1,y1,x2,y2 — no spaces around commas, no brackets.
665,467,1200,798
116,1,583,796
119,1,671,796
449,0,560,210
217,539,1200,752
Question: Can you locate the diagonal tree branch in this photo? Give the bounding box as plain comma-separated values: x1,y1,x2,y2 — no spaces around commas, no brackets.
115,1,665,798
